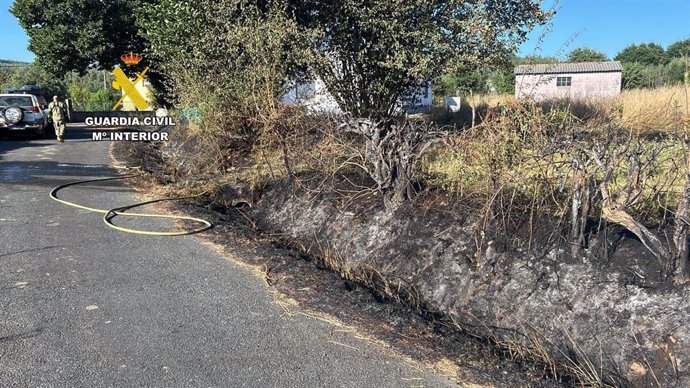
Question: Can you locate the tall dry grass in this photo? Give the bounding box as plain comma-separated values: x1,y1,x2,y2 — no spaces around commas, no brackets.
449,84,689,133
616,85,689,133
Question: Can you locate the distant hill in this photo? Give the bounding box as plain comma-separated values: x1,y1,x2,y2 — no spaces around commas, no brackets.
0,59,29,68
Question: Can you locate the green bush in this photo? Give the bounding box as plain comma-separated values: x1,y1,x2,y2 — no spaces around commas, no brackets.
622,60,689,89
67,83,91,111
142,0,309,137
85,89,117,111
666,58,689,84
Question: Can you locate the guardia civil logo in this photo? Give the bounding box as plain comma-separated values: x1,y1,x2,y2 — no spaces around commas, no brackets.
84,51,176,139
111,52,152,111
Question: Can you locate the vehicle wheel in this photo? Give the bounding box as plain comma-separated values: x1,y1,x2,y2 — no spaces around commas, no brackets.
4,105,23,125
37,125,47,139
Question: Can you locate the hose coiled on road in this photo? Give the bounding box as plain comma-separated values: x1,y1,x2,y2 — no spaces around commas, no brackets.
49,174,212,236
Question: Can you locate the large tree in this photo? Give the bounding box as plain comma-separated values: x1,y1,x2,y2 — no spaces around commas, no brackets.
615,43,667,66
11,0,153,76
567,47,608,62
290,0,549,118
666,57,690,84
667,39,690,59
287,0,549,205
7,62,67,97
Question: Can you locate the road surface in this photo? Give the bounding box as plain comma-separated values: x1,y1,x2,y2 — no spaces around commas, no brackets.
0,127,454,387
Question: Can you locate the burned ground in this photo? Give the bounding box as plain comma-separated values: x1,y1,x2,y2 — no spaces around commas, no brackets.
112,139,568,387
112,120,690,387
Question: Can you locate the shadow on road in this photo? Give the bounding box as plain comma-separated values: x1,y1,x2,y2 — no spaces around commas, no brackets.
0,245,67,259
0,327,46,343
0,159,132,195
0,124,98,157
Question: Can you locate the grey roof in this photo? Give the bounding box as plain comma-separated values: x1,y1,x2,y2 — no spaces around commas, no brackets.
514,61,622,75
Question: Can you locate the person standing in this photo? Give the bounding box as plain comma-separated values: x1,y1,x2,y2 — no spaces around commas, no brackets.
48,95,66,142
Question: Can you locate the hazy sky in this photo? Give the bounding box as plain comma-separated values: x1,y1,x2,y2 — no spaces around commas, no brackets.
1,0,689,63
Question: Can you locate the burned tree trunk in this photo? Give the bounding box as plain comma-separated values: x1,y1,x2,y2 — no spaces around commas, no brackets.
341,119,445,208
578,136,690,282
673,142,690,283
588,142,670,263
673,188,690,282
569,157,593,257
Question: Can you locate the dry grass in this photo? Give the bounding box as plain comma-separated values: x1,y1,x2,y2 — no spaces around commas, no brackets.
424,85,690,211
444,85,689,133
617,85,689,134
464,93,516,109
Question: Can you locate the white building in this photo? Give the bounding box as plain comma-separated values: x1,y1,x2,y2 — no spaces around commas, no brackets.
282,78,432,115
515,61,622,101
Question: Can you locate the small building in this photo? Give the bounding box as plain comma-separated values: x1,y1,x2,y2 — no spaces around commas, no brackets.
282,78,432,115
514,61,622,101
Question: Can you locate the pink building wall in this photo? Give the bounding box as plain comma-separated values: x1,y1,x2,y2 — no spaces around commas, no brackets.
515,72,622,101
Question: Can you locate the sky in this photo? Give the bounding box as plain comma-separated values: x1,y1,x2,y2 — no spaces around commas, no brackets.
0,0,33,62
0,0,689,63
518,0,690,59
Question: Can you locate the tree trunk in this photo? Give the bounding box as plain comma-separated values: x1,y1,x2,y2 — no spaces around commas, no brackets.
342,118,444,209
601,206,669,260
570,167,585,257
596,148,669,264
673,145,690,283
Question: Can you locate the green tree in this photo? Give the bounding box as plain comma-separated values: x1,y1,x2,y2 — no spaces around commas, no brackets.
11,0,154,77
141,0,547,205
435,65,490,97
621,62,644,89
567,47,608,62
64,70,114,110
620,62,677,89
8,62,66,97
515,55,559,65
667,39,690,59
488,68,516,94
141,0,310,134
435,73,462,97
615,43,667,66
291,0,549,118
0,69,13,92
67,83,91,111
85,89,117,111
665,58,690,84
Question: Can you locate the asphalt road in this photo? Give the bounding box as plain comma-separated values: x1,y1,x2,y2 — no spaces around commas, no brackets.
0,127,454,388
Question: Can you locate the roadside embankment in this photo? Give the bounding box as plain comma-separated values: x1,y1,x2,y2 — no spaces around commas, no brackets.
250,176,690,387
114,123,690,387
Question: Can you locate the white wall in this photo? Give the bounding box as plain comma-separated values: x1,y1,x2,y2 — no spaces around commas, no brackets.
283,79,432,114
282,78,342,114
515,72,621,101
